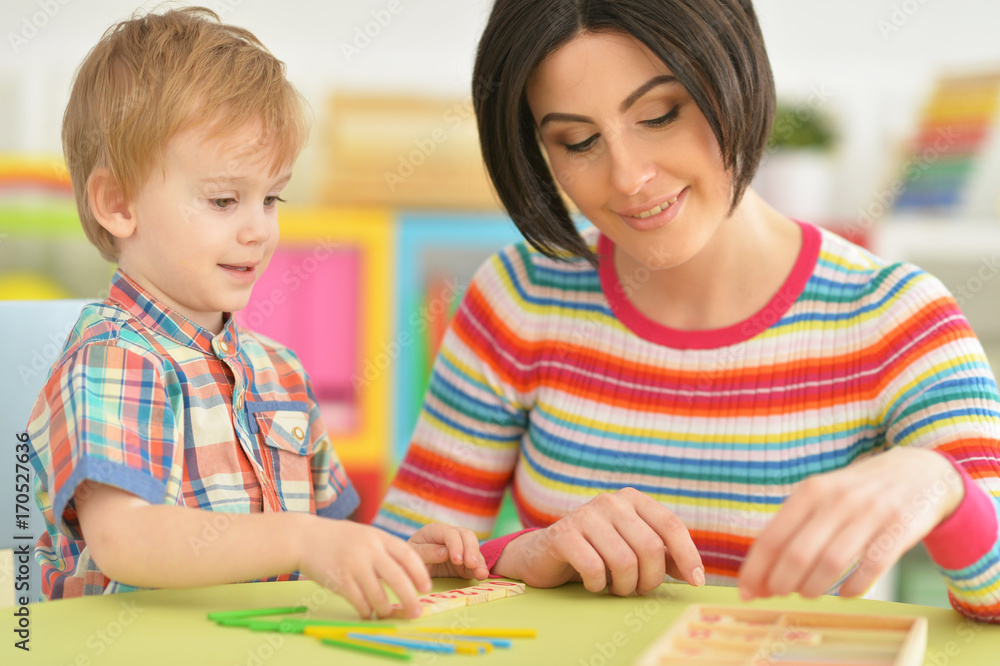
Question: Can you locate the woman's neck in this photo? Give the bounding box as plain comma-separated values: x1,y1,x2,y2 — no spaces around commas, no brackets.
614,189,802,332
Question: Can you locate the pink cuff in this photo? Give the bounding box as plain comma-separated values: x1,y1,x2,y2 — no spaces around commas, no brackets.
480,528,540,577
923,459,998,571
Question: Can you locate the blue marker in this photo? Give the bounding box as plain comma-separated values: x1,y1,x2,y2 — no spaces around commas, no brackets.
348,633,457,654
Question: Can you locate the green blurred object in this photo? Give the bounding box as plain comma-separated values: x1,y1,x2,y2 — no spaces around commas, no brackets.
0,202,81,235
897,544,950,609
0,203,113,300
769,102,837,151
490,489,523,538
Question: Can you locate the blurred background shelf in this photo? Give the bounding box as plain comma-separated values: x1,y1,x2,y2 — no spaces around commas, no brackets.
873,215,1000,263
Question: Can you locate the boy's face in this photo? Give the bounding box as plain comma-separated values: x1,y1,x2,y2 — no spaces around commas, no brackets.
117,121,291,334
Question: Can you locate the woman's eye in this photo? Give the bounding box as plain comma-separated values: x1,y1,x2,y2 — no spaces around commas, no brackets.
212,198,236,209
564,134,599,154
643,106,680,128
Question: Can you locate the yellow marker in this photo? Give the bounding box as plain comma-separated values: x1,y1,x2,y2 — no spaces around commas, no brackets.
305,626,397,639
409,627,537,638
319,636,411,661
451,642,492,655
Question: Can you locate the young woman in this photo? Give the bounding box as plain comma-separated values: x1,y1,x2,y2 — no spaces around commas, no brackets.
375,0,1000,622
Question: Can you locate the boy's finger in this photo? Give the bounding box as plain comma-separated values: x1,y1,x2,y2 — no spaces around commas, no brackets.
356,567,394,619
391,538,434,594
335,578,372,620
373,556,421,618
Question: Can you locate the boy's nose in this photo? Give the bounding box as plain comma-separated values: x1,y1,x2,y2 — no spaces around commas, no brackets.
237,207,273,245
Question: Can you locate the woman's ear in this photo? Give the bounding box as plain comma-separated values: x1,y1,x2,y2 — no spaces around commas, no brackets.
88,167,136,239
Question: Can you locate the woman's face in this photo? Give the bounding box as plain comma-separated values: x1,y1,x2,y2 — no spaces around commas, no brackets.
527,31,734,271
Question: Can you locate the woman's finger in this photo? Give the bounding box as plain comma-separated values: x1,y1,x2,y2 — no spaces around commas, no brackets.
550,523,610,593
630,490,703,587
738,477,836,599
607,503,668,595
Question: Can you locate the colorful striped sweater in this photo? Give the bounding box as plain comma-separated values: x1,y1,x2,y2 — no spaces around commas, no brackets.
375,222,1000,621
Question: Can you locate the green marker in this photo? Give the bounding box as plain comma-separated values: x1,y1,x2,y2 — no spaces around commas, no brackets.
207,605,308,622
245,618,387,633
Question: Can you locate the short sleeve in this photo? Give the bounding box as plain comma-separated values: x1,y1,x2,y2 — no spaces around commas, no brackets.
26,343,177,539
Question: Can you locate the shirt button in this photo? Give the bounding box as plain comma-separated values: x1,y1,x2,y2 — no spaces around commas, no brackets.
235,394,244,410
292,427,305,440
218,340,230,354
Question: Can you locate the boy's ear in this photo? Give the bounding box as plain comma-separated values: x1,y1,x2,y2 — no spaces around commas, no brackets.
88,167,136,239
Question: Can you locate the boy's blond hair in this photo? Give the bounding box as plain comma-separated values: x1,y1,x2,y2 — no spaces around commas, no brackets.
63,6,310,262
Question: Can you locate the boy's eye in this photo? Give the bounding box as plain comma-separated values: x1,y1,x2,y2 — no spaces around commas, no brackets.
564,134,599,154
212,198,236,209
264,195,287,207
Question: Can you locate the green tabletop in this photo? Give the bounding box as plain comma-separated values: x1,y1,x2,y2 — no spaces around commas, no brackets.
5,579,999,664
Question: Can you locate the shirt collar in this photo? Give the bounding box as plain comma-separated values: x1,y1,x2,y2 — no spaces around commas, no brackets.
107,269,239,356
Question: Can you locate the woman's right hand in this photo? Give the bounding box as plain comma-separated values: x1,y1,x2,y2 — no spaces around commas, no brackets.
492,487,704,596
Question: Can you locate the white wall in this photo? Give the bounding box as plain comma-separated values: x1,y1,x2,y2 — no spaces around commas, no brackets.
1,0,1000,215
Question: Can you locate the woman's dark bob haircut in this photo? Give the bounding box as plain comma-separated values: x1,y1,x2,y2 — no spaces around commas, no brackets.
473,0,776,266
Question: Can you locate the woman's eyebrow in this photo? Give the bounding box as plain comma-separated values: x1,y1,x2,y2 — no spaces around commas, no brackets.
538,74,680,128
620,75,680,112
539,112,593,127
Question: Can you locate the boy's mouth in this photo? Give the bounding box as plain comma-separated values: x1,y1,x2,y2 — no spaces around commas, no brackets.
219,264,259,282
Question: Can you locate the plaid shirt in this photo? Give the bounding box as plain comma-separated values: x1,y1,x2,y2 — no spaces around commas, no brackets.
26,270,359,600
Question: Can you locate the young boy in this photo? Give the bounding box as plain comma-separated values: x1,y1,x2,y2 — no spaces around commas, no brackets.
25,7,487,618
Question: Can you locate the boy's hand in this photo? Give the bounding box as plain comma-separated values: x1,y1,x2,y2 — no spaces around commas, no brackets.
408,523,490,580
75,482,433,620
298,518,433,620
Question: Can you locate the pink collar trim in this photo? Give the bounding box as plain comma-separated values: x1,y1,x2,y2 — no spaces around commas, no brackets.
597,220,821,350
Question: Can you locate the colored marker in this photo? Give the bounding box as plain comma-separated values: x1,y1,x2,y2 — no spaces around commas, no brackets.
429,638,493,655
409,627,537,638
449,642,490,656
348,633,457,654
402,633,510,649
305,626,400,639
245,618,381,632
320,636,412,661
207,606,307,622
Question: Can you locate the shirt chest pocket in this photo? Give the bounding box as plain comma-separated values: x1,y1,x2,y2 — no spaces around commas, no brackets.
249,402,313,513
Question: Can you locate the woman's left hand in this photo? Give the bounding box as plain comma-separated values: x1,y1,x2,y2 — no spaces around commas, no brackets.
738,447,964,600
408,522,491,581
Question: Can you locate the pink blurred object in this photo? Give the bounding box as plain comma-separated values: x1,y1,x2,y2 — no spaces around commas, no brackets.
236,247,361,401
